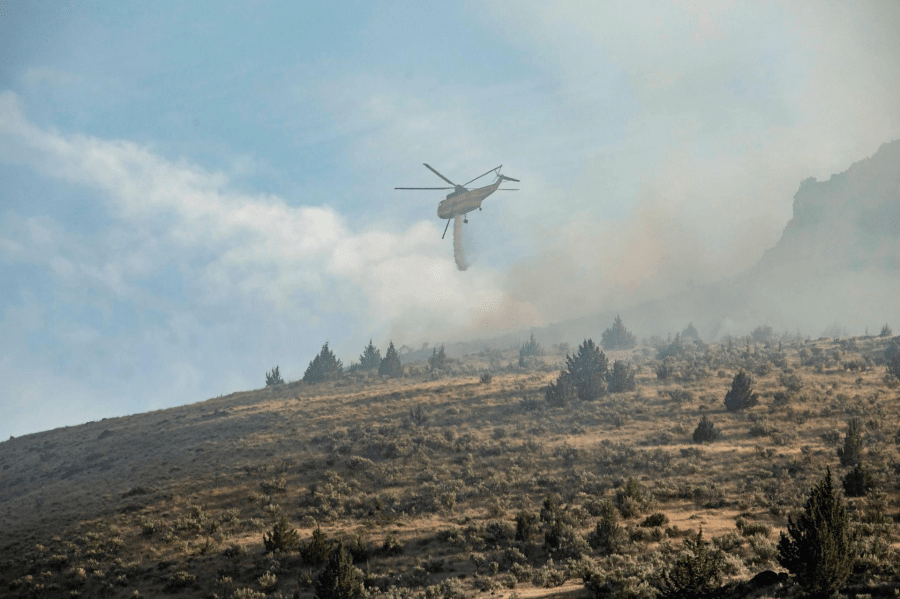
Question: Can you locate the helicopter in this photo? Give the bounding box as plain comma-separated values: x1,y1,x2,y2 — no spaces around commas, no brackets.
396,164,520,239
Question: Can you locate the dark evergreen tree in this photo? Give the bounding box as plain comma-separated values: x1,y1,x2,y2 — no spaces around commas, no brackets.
601,315,637,350
606,360,636,393
303,342,343,383
837,417,864,467
358,340,381,371
681,322,701,342
842,462,873,497
587,500,622,555
723,370,759,411
692,415,720,443
657,530,725,599
888,348,900,379
428,344,448,371
314,542,364,599
263,515,299,553
378,341,403,378
879,323,892,337
301,527,332,565
777,468,853,598
565,339,609,400
265,365,284,387
545,371,578,406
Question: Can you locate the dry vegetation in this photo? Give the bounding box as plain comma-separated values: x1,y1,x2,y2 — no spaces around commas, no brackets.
2,333,900,598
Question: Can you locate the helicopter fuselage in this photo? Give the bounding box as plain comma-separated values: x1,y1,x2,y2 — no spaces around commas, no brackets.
437,178,502,220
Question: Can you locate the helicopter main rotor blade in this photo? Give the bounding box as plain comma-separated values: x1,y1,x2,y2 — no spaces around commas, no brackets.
423,163,457,186
496,189,519,190
395,187,454,190
499,175,520,182
462,165,502,187
441,218,451,239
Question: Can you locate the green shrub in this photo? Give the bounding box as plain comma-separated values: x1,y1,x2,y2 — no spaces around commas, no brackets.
545,372,578,406
515,510,540,545
777,468,853,597
657,530,725,599
640,512,669,528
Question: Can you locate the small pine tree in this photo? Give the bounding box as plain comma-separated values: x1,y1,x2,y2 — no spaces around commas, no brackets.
358,340,381,371
837,417,864,467
587,500,622,555
314,542,364,599
265,366,284,387
263,515,299,553
658,530,725,599
566,339,609,401
724,370,759,411
601,315,637,350
879,323,892,337
777,468,853,597
692,415,720,443
302,527,332,566
428,345,448,371
545,371,578,406
303,342,343,383
606,360,636,393
379,341,403,378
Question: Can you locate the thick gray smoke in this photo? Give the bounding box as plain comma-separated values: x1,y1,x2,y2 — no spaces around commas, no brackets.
453,216,469,271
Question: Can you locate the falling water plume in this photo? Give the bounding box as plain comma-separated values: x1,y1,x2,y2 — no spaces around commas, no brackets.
453,216,469,271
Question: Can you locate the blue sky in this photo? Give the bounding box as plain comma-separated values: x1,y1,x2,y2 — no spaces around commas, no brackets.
2,1,900,439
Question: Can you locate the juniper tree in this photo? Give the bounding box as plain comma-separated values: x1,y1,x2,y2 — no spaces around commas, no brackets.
842,462,873,497
692,415,720,443
724,369,759,411
601,315,637,350
379,341,403,378
657,333,685,360
606,360,636,393
303,343,343,383
565,339,609,400
545,371,578,406
519,333,543,367
879,323,892,337
587,500,623,555
681,322,701,342
265,365,284,387
837,417,864,467
314,542,364,599
263,515,299,553
777,468,853,598
358,340,381,371
888,348,900,379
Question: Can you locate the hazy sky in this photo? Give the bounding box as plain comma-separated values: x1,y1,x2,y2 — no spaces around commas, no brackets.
2,1,899,439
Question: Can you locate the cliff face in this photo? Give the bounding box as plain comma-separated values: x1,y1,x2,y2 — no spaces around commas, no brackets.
760,139,900,274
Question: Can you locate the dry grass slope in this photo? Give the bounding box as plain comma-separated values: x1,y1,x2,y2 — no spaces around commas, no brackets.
1,337,899,598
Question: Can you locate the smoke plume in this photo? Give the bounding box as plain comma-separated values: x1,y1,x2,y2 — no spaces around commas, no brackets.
453,216,469,271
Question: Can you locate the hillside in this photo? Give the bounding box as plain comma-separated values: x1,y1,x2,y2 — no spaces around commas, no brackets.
2,334,900,598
